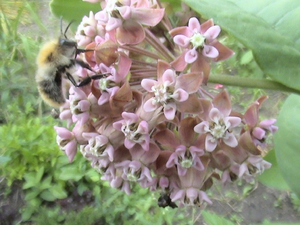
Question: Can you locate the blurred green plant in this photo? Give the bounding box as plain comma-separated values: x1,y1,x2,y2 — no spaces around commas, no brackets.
0,1,46,122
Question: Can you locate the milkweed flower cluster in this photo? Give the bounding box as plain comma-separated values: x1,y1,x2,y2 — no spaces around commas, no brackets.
55,0,277,207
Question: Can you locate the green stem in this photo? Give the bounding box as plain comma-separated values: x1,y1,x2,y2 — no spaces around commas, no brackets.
208,74,300,94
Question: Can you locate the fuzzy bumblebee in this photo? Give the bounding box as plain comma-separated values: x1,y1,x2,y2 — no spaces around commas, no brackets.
35,20,104,108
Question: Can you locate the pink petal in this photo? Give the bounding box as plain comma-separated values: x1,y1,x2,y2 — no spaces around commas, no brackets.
131,8,165,26
190,55,210,84
162,69,176,84
164,103,176,120
185,49,198,63
112,120,123,131
98,92,109,105
204,25,221,41
169,26,193,38
54,126,72,139
252,127,266,140
141,79,158,92
106,145,115,161
199,191,212,204
170,51,188,71
226,116,241,128
137,120,149,133
211,40,235,62
95,10,108,23
194,121,209,134
202,45,219,58
212,90,232,116
200,19,214,34
244,103,259,127
188,17,201,32
118,6,131,19
159,177,169,189
124,138,136,149
115,53,132,82
174,35,190,48
166,153,176,168
65,140,77,162
173,88,188,102
143,98,158,112
223,133,238,147
116,19,145,45
259,119,277,129
186,188,198,202
122,112,139,124
209,108,222,123
106,17,122,31
78,100,90,111
176,72,203,94
205,134,218,152
171,189,185,202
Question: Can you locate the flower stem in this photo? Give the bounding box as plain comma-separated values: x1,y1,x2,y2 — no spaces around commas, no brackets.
208,74,300,94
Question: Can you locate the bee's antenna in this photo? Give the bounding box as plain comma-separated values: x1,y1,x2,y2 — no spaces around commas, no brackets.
64,20,75,39
60,16,63,36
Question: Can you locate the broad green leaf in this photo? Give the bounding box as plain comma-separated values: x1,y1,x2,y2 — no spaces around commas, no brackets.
25,190,41,201
258,150,290,190
58,165,84,181
183,0,300,92
49,184,68,199
274,94,300,198
50,0,101,26
0,156,10,164
40,189,57,201
227,0,300,49
202,211,235,225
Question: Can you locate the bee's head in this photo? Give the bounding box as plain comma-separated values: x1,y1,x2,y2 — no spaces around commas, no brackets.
59,18,77,58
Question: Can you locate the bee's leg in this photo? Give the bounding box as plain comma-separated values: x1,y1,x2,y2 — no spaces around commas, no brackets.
66,72,78,87
72,59,94,72
76,48,94,55
76,74,107,87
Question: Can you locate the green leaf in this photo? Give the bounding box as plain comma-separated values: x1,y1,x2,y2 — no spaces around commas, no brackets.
274,94,300,198
258,150,290,190
25,189,41,201
0,156,10,164
49,184,68,199
202,211,235,225
78,183,89,196
183,0,300,92
58,165,84,181
40,190,57,201
50,0,101,26
227,0,300,49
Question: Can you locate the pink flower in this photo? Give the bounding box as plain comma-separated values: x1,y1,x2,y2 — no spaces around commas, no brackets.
141,61,202,120
172,17,221,61
95,0,165,45
54,126,77,162
240,96,278,155
194,90,241,152
75,11,105,47
166,145,204,176
170,17,234,82
113,112,150,151
194,107,241,152
80,132,115,161
116,160,154,188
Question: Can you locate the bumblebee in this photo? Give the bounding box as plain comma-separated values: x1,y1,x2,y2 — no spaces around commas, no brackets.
36,19,104,108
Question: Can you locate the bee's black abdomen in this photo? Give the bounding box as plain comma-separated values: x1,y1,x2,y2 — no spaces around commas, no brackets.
38,75,65,106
